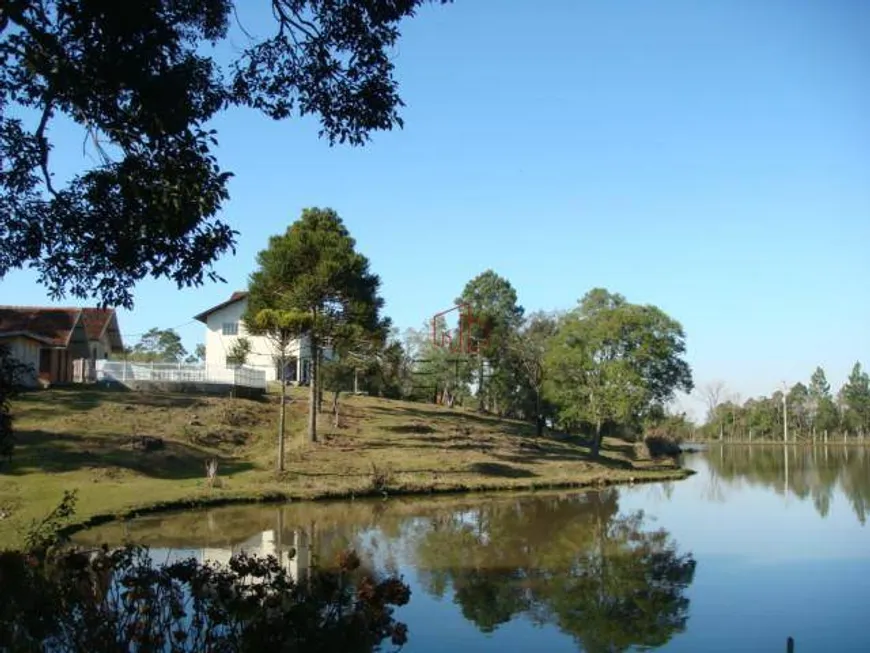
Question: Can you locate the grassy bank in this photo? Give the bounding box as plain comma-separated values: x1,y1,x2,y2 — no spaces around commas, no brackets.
0,386,688,549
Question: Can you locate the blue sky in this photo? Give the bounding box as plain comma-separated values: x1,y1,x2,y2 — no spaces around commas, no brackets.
2,0,868,416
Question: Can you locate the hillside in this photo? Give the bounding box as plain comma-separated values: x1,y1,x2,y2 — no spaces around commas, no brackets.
0,386,686,549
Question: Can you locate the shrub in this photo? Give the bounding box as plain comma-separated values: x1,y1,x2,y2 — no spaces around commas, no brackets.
643,430,683,458
370,463,394,492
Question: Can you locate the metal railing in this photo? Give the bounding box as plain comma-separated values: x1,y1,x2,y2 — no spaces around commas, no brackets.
95,360,266,389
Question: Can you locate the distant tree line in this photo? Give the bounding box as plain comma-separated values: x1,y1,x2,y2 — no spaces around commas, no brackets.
698,363,870,442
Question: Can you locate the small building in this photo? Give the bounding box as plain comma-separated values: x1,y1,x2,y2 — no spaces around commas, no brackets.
194,292,329,384
80,308,124,361
0,306,124,387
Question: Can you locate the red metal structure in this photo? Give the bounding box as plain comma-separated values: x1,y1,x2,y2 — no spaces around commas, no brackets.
431,303,490,355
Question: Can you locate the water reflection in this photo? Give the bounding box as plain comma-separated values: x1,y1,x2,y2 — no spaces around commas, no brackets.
408,490,697,652
77,491,697,652
704,445,870,524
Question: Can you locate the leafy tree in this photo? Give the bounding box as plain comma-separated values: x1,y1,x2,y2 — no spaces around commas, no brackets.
743,396,780,440
809,366,831,399
128,328,187,363
546,315,643,456
544,289,693,456
225,337,252,368
245,208,384,444
841,362,870,436
808,366,839,435
367,337,414,399
787,382,811,437
457,270,524,413
1,0,450,308
409,319,473,407
508,312,559,437
321,325,390,425
188,343,207,364
247,309,310,472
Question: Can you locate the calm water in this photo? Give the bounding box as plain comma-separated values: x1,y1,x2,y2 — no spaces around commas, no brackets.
77,446,870,652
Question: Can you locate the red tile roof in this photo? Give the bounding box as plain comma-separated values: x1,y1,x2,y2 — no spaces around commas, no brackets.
80,308,114,341
0,307,82,347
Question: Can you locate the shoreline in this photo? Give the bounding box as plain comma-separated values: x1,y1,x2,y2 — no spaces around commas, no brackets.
689,441,870,447
58,467,694,543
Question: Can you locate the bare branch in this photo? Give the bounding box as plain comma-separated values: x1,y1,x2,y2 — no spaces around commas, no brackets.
232,3,255,42
35,96,56,196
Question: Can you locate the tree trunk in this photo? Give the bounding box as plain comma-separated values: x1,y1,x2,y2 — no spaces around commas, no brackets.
278,358,286,472
332,389,341,428
477,359,485,412
591,418,602,458
316,349,324,413
307,335,318,443
534,389,543,438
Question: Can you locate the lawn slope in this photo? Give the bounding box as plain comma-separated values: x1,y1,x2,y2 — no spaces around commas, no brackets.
0,387,687,549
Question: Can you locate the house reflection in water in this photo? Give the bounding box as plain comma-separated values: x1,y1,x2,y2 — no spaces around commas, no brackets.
199,526,313,584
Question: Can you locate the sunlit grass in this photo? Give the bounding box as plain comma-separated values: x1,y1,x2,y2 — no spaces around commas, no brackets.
1,386,686,549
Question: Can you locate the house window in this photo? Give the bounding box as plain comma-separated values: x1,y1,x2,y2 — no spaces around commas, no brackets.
222,322,239,336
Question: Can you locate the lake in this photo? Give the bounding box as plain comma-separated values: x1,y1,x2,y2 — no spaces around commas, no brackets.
76,445,870,652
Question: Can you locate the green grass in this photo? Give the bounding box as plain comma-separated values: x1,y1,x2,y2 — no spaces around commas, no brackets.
0,386,688,549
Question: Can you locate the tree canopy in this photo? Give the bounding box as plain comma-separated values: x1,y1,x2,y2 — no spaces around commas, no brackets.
0,0,450,308
457,270,524,412
544,289,693,456
244,207,386,445
126,327,187,363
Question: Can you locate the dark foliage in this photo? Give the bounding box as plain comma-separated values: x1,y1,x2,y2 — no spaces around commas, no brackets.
0,342,34,466
1,492,412,652
0,1,450,308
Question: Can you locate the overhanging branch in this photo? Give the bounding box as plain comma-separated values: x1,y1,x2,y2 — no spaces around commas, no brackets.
35,95,56,196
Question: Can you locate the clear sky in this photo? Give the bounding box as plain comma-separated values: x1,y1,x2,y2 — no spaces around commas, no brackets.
2,0,868,417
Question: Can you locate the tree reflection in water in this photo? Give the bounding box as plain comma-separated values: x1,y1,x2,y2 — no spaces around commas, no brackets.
704,445,870,524
75,489,697,652
411,489,697,652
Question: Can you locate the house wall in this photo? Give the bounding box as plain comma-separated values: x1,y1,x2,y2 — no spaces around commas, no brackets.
204,298,314,382
89,336,111,360
67,320,90,360
43,348,72,384
0,336,39,387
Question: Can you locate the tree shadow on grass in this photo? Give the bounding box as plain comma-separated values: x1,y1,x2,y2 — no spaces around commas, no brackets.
365,405,533,438
383,423,436,435
8,429,256,480
469,462,537,478
16,386,208,412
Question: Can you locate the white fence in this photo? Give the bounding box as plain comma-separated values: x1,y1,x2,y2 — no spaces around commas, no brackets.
95,361,266,390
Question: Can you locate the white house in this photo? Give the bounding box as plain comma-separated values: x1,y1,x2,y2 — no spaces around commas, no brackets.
194,291,328,384
200,527,312,584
